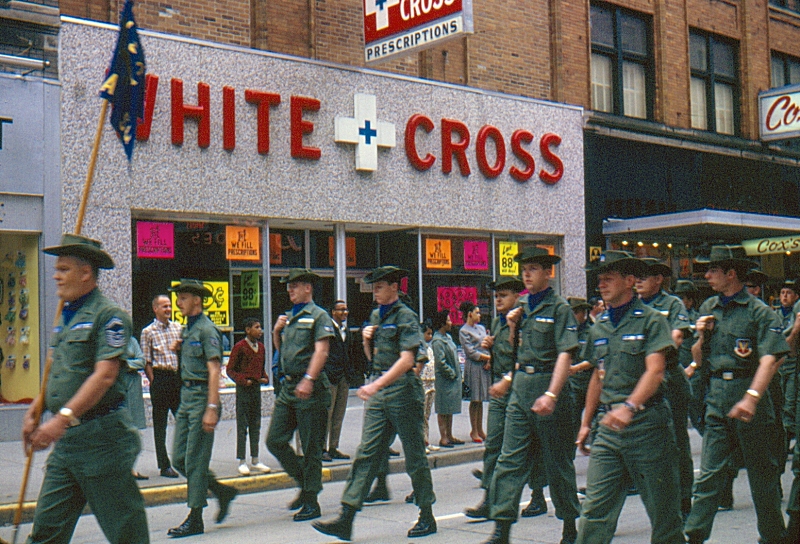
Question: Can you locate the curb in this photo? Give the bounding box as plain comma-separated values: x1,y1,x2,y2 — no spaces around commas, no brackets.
0,446,482,526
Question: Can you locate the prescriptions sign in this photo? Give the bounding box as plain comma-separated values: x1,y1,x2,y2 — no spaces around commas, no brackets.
363,0,474,64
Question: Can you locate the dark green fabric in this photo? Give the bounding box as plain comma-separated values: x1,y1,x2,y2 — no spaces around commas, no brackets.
516,290,579,369
368,302,423,372
279,302,334,377
179,313,222,381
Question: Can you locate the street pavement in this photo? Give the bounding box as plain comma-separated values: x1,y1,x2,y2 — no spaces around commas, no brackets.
0,392,797,543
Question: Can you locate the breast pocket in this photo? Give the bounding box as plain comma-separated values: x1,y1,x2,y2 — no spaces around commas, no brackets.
184,341,204,358
289,321,314,345
529,319,555,353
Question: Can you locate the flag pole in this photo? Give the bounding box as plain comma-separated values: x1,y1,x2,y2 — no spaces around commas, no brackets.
10,98,110,544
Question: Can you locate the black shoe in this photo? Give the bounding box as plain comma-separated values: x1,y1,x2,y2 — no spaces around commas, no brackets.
294,502,322,522
312,505,356,541
215,484,238,523
330,449,351,460
161,467,180,478
364,482,390,503
168,513,204,538
465,501,489,519
389,448,400,457
472,468,483,481
132,471,149,480
405,492,416,504
626,484,639,496
322,451,333,462
407,508,437,538
482,520,511,544
288,491,304,510
520,498,547,518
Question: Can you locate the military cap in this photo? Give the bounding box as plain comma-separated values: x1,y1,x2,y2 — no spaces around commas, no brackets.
43,233,115,269
363,265,408,285
567,297,593,311
279,268,320,284
169,278,213,298
640,258,673,278
514,246,561,266
673,280,698,295
586,250,648,277
782,279,799,294
696,245,755,271
488,276,525,292
743,268,769,286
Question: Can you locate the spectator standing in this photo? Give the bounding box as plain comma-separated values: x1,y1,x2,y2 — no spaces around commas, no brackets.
140,294,182,478
226,317,271,476
432,309,463,447
322,300,353,462
459,301,492,443
125,336,149,480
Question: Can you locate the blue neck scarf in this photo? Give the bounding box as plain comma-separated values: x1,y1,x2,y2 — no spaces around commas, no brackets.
641,292,659,305
527,287,551,312
379,300,398,319
62,289,95,326
608,298,635,327
719,288,745,307
499,314,507,326
186,313,201,330
292,302,307,315
782,306,792,317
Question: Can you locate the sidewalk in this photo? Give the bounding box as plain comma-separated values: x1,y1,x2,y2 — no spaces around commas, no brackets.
0,394,485,524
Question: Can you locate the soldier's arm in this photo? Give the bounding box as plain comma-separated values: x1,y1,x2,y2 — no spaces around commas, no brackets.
295,338,330,400
672,329,684,348
576,368,602,455
26,358,122,451
358,349,415,401
601,350,666,433
203,358,221,432
532,350,573,416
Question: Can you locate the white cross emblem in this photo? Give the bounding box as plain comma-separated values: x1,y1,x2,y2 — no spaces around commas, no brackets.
335,93,395,172
364,0,400,31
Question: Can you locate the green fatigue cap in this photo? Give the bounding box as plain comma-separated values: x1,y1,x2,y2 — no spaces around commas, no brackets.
279,268,321,284
363,265,409,284
169,278,213,298
586,250,648,277
782,279,800,294
696,245,755,270
640,258,673,278
744,268,769,287
568,297,593,311
673,280,698,295
489,276,525,292
513,246,562,266
43,233,115,269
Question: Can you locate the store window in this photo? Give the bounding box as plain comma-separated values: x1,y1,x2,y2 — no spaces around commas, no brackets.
0,232,40,404
689,31,739,135
771,52,800,88
590,3,651,119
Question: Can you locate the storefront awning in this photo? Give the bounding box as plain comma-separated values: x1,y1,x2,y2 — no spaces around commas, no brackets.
602,209,800,244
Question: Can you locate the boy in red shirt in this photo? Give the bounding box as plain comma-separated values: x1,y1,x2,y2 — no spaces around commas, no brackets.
227,317,271,475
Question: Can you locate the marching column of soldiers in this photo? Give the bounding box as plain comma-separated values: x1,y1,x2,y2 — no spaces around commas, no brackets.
20,235,800,544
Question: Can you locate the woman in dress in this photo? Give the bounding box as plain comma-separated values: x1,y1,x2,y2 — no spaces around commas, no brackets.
432,310,463,447
458,301,491,443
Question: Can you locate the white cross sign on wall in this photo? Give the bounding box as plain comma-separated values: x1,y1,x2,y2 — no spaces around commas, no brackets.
334,93,396,172
364,0,400,31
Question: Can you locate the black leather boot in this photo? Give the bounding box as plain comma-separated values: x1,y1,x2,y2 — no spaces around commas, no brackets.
212,482,238,523
312,504,357,541
465,490,490,519
408,505,437,537
560,518,577,544
717,470,734,511
167,508,204,538
293,497,322,521
288,490,304,510
787,511,800,544
520,488,547,517
482,520,511,544
364,475,391,503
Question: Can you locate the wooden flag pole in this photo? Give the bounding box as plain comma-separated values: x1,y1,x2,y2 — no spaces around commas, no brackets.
10,98,109,544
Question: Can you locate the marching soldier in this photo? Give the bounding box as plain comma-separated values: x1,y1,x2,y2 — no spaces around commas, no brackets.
313,266,436,541
23,234,149,544
684,246,789,544
575,250,683,544
167,279,237,538
266,268,334,522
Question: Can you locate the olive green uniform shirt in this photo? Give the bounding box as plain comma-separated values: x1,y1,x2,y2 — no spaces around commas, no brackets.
369,301,423,372
516,289,580,371
489,315,514,381
279,302,334,377
179,313,223,380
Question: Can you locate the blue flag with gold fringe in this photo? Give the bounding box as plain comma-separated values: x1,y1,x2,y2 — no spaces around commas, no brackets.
99,0,146,161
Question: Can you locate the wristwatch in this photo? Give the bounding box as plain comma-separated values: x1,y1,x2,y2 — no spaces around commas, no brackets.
59,407,81,427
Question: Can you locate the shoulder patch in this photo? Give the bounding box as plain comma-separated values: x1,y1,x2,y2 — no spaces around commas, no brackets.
53,326,62,334
594,338,608,346
677,314,689,322
104,316,126,348
323,325,334,333
209,336,220,347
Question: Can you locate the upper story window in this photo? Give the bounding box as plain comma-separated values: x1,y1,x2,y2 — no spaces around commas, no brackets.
770,0,800,15
689,31,738,135
772,52,800,88
590,4,652,119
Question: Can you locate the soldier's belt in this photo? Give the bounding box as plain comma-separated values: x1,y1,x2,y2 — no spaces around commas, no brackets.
517,364,554,375
598,394,663,414
710,369,753,380
81,399,125,422
183,379,207,387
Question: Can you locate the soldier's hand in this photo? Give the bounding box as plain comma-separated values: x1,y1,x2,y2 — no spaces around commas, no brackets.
532,394,556,416
28,417,67,451
273,315,288,333
684,364,695,378
600,406,632,432
21,407,39,453
362,325,377,341
489,378,511,399
576,425,592,455
202,406,219,433
695,315,715,335
507,308,522,325
728,396,757,423
170,338,183,352
357,382,379,401
295,377,313,399
481,336,495,349
568,364,580,376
